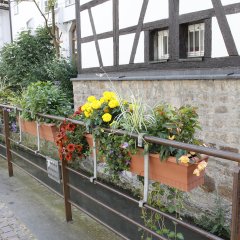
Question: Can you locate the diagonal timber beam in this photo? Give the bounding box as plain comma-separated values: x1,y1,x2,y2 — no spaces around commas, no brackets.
129,0,149,64
211,0,238,56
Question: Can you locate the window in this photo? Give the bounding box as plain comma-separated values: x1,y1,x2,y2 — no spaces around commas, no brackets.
44,0,58,13
65,0,75,7
152,29,169,61
71,24,78,63
188,23,204,57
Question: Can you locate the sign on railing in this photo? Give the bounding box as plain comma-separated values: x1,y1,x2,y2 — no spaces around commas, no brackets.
46,157,61,184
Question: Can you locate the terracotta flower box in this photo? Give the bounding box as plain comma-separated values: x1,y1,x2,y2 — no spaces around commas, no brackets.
20,118,58,142
130,149,208,192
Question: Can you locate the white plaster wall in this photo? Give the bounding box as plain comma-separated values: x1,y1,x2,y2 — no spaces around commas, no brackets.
221,0,240,5
82,41,99,68
180,0,212,15
99,38,113,66
80,0,91,5
212,17,228,57
62,4,75,23
80,10,93,37
119,0,143,29
92,1,112,34
0,10,11,50
134,31,144,63
227,13,240,55
119,33,134,65
144,0,168,23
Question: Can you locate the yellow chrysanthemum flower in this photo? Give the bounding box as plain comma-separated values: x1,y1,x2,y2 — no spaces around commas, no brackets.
92,100,101,110
168,135,175,140
102,113,112,122
84,111,91,118
100,97,106,104
179,155,190,164
193,169,200,176
87,96,97,102
197,161,207,171
108,99,119,108
103,91,115,101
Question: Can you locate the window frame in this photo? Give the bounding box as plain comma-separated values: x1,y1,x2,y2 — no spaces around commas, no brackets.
187,23,205,58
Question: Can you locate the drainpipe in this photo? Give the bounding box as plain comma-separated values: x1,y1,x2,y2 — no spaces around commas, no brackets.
8,0,13,42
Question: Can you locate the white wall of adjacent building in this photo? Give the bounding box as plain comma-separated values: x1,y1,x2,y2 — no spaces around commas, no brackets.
0,9,11,51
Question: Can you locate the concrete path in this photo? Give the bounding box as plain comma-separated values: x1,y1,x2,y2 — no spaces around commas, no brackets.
0,158,122,240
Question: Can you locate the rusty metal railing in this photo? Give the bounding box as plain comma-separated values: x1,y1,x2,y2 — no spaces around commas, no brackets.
0,104,239,240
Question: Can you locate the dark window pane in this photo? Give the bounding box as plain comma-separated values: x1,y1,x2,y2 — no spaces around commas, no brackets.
163,36,168,55
195,31,199,51
189,32,194,52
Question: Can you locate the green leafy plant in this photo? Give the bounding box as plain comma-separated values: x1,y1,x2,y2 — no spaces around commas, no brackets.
194,196,230,239
0,28,55,89
20,81,72,123
141,183,184,240
149,103,201,161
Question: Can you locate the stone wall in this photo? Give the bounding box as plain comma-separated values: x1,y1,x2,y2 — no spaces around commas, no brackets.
72,78,240,225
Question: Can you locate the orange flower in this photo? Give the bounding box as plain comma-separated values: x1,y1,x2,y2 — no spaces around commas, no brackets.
65,153,72,161
75,144,83,152
67,143,75,152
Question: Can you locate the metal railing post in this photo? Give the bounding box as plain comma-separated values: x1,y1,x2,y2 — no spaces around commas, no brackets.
3,109,13,177
90,135,97,183
231,165,240,240
61,157,72,222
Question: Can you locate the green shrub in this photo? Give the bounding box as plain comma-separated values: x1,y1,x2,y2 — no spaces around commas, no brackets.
0,28,55,88
20,81,72,123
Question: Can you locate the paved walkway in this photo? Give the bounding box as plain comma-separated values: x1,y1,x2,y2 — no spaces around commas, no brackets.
0,202,35,240
0,158,121,240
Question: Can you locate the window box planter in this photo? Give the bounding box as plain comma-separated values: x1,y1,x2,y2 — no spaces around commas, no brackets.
20,118,58,142
130,149,208,192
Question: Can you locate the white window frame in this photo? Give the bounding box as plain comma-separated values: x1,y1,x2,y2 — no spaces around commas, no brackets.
155,29,169,60
188,23,205,57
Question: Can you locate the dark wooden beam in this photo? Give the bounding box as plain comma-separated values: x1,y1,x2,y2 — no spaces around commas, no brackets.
204,18,212,58
79,56,240,73
211,0,238,56
144,31,150,63
80,0,110,11
113,0,119,66
129,0,149,64
75,0,82,72
168,0,179,60
88,8,103,67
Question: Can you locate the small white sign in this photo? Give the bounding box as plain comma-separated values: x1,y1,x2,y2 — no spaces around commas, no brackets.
46,157,61,184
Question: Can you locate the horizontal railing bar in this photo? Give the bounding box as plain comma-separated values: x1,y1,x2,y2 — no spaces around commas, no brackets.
0,143,6,149
0,104,20,110
0,133,5,138
103,128,240,163
37,113,86,126
9,138,46,158
68,200,129,240
66,166,90,180
0,153,6,159
67,166,139,203
145,205,223,240
10,150,48,173
11,161,63,198
66,166,222,239
68,183,168,240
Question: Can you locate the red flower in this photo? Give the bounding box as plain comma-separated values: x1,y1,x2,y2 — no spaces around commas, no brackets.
67,143,75,152
66,123,76,132
65,153,72,161
75,144,83,153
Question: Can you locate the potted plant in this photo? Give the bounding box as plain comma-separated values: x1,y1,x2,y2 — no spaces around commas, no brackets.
129,103,208,191
19,81,72,142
